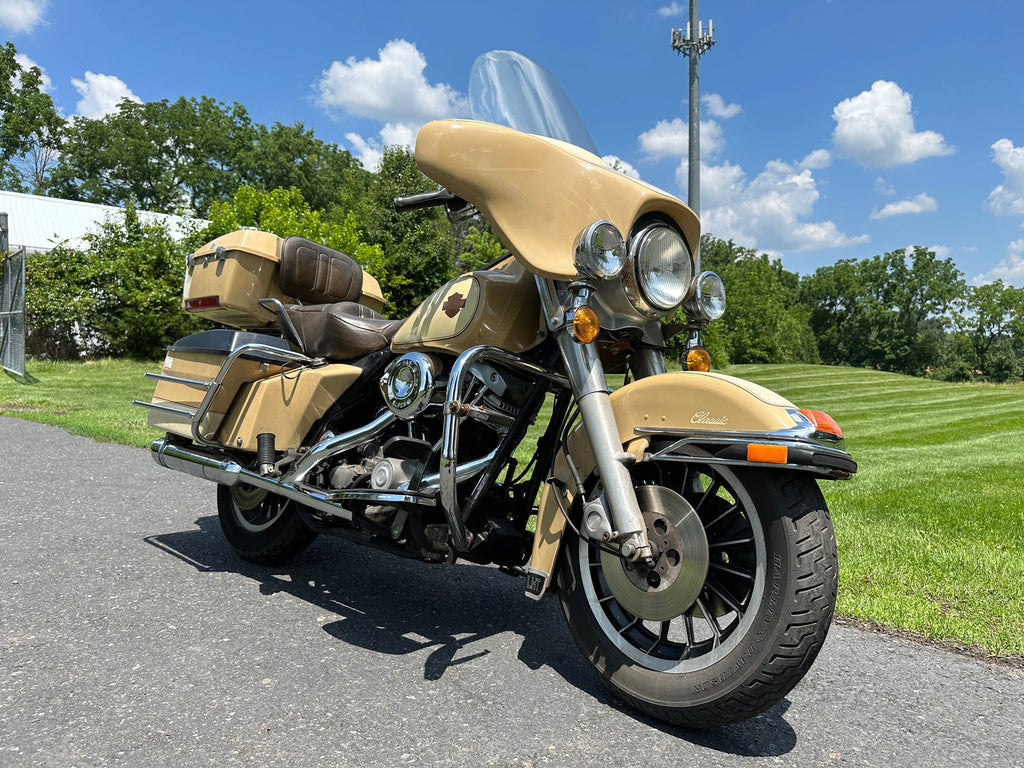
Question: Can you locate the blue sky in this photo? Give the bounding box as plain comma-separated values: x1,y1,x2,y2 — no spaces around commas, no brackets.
4,0,1024,285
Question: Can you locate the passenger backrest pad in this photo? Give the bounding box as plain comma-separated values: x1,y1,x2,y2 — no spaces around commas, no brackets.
279,236,363,305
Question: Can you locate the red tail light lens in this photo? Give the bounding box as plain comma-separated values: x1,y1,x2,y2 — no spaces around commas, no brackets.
185,296,221,311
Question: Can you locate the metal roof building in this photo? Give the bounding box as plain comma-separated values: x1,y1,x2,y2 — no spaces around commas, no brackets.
0,190,199,252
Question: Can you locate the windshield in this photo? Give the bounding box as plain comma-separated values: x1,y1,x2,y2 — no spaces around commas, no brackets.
468,50,599,156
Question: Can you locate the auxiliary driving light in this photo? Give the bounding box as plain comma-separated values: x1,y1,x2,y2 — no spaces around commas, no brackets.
574,221,626,280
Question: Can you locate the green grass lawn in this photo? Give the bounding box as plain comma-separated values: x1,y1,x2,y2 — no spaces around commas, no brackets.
1,358,159,446
729,364,1024,659
3,359,1022,659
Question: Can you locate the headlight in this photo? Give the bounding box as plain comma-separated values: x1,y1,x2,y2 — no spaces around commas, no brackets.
695,271,726,320
627,223,693,315
574,220,626,280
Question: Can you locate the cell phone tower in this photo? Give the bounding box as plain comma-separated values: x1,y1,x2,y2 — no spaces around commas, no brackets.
671,0,716,217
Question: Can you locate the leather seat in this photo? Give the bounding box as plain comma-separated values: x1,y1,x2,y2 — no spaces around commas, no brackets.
284,302,404,361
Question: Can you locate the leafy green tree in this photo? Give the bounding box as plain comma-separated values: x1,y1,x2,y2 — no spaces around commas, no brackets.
360,145,458,316
0,42,64,192
691,236,817,365
199,185,386,291
949,280,1024,381
801,247,964,375
26,204,207,358
24,245,93,358
47,96,258,216
241,122,371,215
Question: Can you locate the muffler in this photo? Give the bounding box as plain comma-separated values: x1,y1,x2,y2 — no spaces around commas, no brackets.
149,438,355,520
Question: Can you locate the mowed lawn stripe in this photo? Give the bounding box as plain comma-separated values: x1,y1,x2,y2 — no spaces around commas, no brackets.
729,364,1024,658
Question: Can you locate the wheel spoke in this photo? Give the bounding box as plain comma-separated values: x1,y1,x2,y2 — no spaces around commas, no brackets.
709,560,755,582
695,597,723,648
704,577,745,617
693,478,721,516
617,616,641,636
704,502,740,531
708,536,754,548
646,620,671,655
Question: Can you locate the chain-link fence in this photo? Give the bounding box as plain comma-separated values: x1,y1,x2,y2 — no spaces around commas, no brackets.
1,212,27,378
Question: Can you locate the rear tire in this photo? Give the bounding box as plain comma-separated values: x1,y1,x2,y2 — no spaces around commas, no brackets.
556,465,837,728
217,484,316,564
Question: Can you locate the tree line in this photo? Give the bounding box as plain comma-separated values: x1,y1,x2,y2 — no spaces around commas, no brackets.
695,237,1024,383
3,42,1022,380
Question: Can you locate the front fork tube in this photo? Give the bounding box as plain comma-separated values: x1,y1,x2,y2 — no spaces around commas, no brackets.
538,276,652,563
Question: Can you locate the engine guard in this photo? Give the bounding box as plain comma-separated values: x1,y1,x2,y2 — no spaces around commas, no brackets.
523,370,857,599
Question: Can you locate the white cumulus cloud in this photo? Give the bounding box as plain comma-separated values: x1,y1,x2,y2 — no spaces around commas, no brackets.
973,239,1024,286
702,93,742,120
657,2,686,18
345,121,419,172
696,158,869,254
316,39,467,123
639,117,723,162
832,80,955,167
986,138,1024,217
0,0,47,34
870,193,938,220
799,149,831,171
317,39,467,170
71,71,140,119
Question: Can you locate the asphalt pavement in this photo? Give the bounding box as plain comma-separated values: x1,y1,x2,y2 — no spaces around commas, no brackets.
1,415,1022,767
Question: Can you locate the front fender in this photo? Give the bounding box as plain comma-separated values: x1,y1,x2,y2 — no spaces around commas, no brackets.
524,371,856,599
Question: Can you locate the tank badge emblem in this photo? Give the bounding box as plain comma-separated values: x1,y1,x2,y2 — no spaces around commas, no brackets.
442,292,467,318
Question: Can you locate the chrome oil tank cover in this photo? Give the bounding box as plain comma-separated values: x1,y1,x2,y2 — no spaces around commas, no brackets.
380,352,441,419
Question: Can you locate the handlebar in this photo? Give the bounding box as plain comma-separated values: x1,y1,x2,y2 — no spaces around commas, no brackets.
393,188,466,213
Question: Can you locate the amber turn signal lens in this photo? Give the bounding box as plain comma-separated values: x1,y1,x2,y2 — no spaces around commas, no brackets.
798,409,844,438
685,346,712,372
571,305,600,344
747,443,789,464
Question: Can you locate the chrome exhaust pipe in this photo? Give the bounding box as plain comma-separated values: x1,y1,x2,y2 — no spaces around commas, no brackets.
150,438,355,520
149,435,500,521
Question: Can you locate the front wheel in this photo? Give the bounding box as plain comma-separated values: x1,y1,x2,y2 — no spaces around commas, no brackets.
217,484,317,564
556,464,837,728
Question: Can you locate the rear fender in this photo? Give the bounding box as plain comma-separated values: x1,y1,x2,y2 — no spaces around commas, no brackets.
524,371,856,599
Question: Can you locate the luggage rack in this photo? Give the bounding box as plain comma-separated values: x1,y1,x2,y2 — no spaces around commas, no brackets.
134,343,321,448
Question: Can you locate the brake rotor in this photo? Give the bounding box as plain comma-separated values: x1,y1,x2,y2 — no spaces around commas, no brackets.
600,485,709,621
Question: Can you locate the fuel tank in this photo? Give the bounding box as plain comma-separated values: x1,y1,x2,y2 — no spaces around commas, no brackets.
391,258,545,355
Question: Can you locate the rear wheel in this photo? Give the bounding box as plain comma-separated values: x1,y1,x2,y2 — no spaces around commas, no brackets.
217,484,316,563
556,464,837,727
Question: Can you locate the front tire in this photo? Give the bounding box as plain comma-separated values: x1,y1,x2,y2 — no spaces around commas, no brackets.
217,484,316,564
556,464,837,728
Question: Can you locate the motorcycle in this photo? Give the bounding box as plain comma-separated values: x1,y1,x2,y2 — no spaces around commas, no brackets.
136,50,856,728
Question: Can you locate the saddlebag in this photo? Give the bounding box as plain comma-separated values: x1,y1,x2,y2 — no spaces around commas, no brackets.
143,329,293,441
140,328,364,452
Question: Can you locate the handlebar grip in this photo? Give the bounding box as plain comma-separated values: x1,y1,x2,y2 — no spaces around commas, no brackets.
393,188,458,212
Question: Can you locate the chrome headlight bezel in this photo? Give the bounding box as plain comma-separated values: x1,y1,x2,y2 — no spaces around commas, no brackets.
624,221,694,317
574,220,627,281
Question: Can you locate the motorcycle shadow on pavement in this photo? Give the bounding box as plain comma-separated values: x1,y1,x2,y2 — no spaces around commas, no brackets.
146,515,798,757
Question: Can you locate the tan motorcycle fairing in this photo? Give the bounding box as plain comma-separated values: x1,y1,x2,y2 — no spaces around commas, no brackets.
415,120,701,281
